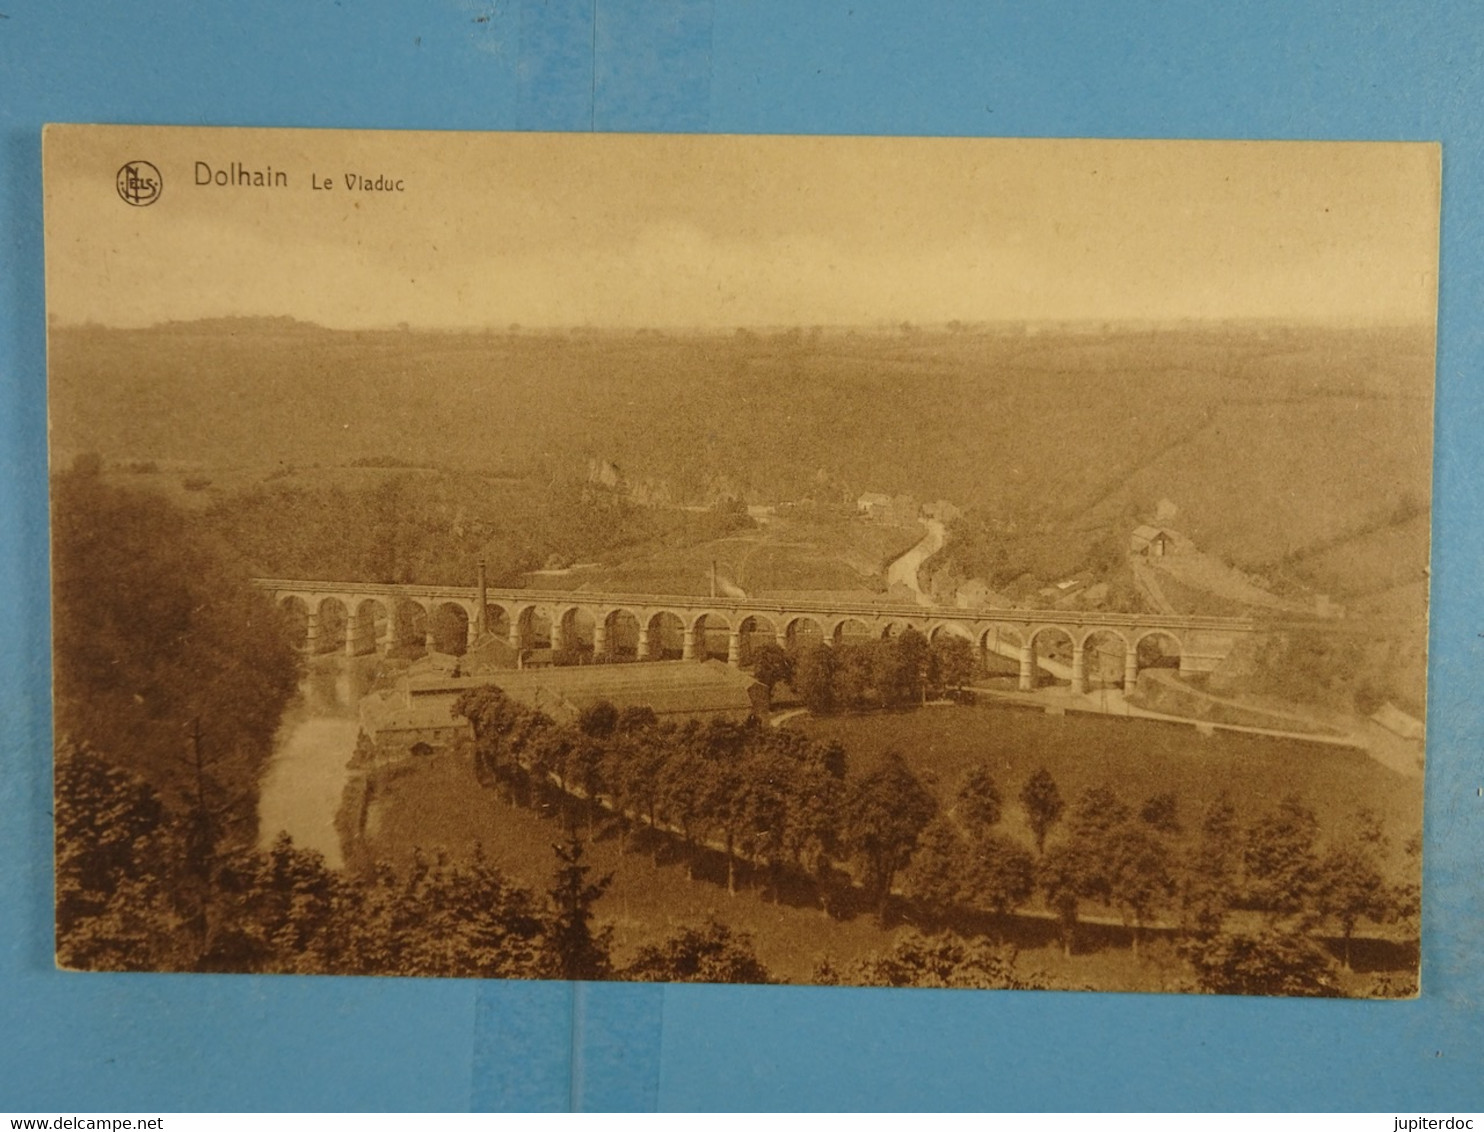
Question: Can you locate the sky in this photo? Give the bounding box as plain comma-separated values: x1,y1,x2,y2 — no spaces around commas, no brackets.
43,125,1441,329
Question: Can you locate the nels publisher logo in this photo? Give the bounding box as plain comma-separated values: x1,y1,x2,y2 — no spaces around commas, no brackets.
116,160,162,206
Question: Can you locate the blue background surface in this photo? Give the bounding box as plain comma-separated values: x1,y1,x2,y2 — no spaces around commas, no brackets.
2,1,1482,1112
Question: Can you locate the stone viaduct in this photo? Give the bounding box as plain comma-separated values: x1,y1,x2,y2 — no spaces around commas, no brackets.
256,578,1259,694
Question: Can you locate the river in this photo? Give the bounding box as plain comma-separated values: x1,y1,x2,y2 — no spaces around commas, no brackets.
256,656,375,868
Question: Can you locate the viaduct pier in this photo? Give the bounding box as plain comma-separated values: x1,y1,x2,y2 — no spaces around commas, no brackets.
256,578,1262,694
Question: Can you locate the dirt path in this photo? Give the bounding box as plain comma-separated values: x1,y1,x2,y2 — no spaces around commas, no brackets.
1129,558,1178,614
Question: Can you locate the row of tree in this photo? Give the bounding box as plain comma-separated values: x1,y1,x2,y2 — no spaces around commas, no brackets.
913,774,1415,971
752,632,979,715
454,689,872,907
61,720,1401,995
451,686,1418,992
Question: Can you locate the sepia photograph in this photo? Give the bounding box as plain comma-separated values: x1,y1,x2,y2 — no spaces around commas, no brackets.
43,124,1437,997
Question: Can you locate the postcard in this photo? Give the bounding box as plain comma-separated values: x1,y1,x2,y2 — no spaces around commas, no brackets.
44,125,1437,995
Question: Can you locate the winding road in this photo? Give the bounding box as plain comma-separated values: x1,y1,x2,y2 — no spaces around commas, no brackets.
885,519,946,605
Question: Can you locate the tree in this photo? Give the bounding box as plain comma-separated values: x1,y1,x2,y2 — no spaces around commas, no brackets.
564,736,608,832
1019,768,1065,855
50,470,301,818
739,745,794,898
56,734,563,979
693,726,753,896
213,833,348,974
614,705,659,734
831,644,875,712
1181,792,1241,935
601,729,667,852
963,833,1036,919
751,643,795,701
932,635,976,695
527,725,575,800
841,750,938,921
831,931,1049,990
1102,821,1176,956
622,919,772,984
1181,929,1342,997
54,742,192,972
577,699,619,739
1243,795,1322,926
792,644,838,714
1315,809,1394,969
779,738,848,914
1393,830,1422,939
453,685,522,797
545,834,613,980
502,705,557,806
1139,791,1183,835
657,739,711,875
1069,784,1132,844
881,628,930,707
904,816,968,913
1250,628,1370,711
1038,843,1088,957
453,684,512,741
1057,784,1176,955
956,763,1004,839
344,848,551,979
1039,787,1139,959
177,714,256,963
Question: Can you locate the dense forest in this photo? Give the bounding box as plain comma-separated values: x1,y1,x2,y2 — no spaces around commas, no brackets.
50,462,301,817
194,473,733,586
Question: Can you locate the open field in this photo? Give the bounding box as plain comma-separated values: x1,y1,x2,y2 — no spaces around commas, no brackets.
1292,514,1432,605
50,319,1433,608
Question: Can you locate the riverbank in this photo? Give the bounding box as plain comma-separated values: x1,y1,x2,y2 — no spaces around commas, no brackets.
256,653,379,867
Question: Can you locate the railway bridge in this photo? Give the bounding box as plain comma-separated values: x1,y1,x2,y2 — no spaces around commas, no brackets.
255,577,1261,694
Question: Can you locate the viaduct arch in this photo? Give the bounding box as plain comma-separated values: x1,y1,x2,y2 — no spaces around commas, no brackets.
260,578,1254,692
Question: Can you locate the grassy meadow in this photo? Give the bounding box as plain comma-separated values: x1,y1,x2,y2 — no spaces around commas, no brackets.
793,701,1422,884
